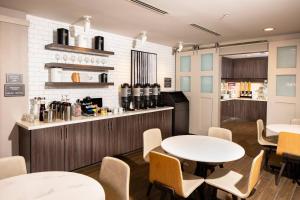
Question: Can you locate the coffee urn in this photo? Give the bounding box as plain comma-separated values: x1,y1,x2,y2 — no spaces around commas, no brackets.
133,84,142,110
143,84,151,109
121,83,131,111
151,83,161,107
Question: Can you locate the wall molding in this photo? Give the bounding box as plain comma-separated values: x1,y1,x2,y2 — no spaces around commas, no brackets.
0,14,29,26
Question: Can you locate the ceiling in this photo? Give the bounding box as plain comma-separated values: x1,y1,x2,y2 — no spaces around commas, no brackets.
1,0,300,47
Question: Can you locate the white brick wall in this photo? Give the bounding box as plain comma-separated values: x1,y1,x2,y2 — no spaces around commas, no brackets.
27,15,175,108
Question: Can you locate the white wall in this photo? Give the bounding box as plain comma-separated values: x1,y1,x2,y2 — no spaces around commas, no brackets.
27,15,175,107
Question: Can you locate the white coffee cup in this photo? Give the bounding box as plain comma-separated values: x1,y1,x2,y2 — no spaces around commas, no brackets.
118,107,124,113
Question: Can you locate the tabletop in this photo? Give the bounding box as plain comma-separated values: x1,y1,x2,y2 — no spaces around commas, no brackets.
266,124,300,137
161,135,245,163
0,171,105,200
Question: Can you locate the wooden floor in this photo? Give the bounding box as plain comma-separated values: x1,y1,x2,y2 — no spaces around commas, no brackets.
75,120,300,200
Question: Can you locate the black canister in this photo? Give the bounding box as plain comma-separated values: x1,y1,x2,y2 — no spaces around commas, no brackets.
95,36,104,50
133,84,142,110
57,28,69,45
142,83,151,109
99,73,108,83
121,83,131,111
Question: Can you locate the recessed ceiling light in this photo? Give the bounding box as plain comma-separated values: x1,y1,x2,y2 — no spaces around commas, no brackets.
264,27,275,32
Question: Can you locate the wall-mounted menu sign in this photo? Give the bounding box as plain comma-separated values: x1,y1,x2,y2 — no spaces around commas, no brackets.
6,73,23,84
164,77,172,88
4,84,25,97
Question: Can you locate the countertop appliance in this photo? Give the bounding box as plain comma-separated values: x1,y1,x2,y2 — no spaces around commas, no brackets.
121,83,132,111
161,91,189,136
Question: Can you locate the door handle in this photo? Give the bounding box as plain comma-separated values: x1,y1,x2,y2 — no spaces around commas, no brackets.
61,128,63,140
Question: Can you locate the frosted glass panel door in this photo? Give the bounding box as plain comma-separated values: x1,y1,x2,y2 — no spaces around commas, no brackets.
201,53,213,71
201,76,213,93
267,39,300,124
276,75,296,97
180,76,191,92
176,49,220,135
277,46,297,68
180,56,191,72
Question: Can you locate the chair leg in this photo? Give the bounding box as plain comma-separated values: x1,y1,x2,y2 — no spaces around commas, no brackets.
147,182,153,196
160,190,167,200
264,148,270,170
276,162,286,185
232,195,238,200
219,164,224,168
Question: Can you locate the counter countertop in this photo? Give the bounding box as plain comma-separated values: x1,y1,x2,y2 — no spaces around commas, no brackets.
220,97,267,102
17,106,174,131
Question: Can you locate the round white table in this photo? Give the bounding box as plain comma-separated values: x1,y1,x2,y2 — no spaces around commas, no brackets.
266,124,300,137
0,171,105,200
161,135,245,177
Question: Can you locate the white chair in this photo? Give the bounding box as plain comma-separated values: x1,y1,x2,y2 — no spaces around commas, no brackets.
0,156,27,180
99,157,130,200
143,128,164,162
257,119,277,147
208,127,232,141
206,150,264,200
291,118,300,125
257,119,277,169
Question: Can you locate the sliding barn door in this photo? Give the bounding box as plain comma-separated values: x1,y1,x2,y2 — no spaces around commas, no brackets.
176,49,220,135
267,39,300,124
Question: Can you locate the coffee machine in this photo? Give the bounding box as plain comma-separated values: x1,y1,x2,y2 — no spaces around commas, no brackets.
133,84,142,110
151,83,161,107
120,83,131,111
142,84,151,109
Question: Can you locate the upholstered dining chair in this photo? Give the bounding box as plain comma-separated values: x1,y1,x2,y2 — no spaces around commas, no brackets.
275,132,300,185
208,127,232,141
206,150,264,200
0,156,27,180
99,157,130,200
291,118,300,125
149,151,204,200
257,119,277,169
143,128,164,162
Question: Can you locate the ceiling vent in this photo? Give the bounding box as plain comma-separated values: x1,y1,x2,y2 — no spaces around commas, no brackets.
128,0,168,15
190,24,221,36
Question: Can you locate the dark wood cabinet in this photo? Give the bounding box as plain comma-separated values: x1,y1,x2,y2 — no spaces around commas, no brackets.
20,110,173,173
221,57,268,80
221,100,267,122
221,57,234,79
64,123,92,171
30,126,65,172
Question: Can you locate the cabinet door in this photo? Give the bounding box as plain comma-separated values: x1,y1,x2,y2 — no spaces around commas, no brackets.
222,57,233,79
31,127,64,172
65,122,92,171
91,120,110,163
158,110,172,138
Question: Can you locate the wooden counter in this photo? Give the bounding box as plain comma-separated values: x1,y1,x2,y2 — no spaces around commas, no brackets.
18,108,173,172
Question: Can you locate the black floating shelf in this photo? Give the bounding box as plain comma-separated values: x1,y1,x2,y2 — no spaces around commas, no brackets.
45,43,114,57
45,82,114,88
45,63,114,72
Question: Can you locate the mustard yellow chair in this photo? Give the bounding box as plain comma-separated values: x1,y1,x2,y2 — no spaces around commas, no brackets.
0,156,27,180
149,151,204,199
205,150,264,200
275,132,300,185
208,127,232,141
99,157,130,200
257,119,277,169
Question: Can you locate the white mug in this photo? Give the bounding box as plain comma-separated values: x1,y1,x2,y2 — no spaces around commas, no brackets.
113,108,118,115
50,68,62,82
118,107,124,113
